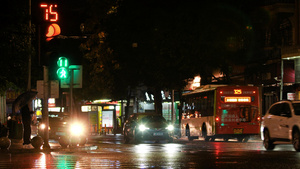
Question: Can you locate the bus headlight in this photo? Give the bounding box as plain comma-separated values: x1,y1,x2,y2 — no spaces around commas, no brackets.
166,125,174,131
70,123,84,136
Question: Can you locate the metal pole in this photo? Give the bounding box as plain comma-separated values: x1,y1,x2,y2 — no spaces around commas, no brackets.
70,69,74,120
171,90,174,123
113,105,117,135
42,66,50,149
27,0,31,91
280,59,284,100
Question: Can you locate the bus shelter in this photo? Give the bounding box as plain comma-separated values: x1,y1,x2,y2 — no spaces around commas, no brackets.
81,101,122,135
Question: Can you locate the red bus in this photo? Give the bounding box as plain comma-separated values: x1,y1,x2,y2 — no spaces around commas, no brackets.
181,85,260,142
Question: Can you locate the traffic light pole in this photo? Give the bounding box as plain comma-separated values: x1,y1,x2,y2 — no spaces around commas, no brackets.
27,0,31,91
42,66,50,149
70,69,74,120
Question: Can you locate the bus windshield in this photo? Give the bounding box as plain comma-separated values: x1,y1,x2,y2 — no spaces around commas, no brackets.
220,105,258,123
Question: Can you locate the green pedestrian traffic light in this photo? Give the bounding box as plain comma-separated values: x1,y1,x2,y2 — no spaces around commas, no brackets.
57,67,69,79
57,57,69,79
57,57,69,67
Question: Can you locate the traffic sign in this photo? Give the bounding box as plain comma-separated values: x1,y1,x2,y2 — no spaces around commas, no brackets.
37,80,59,98
60,65,82,88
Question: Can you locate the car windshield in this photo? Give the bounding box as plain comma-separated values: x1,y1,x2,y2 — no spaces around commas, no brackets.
293,103,300,115
140,116,166,123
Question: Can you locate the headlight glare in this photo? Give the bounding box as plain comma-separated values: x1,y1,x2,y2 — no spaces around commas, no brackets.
166,125,174,131
39,123,50,130
40,124,46,130
70,123,84,136
139,124,148,131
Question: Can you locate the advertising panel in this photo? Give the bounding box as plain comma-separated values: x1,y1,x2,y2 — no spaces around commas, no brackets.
102,111,113,127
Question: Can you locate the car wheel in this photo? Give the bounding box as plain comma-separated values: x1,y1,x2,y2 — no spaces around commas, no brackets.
188,134,194,141
79,137,88,146
263,130,275,150
237,137,249,143
237,137,243,142
186,128,193,141
243,136,249,143
59,136,69,148
185,127,193,141
202,125,209,142
124,133,130,144
203,137,209,142
293,130,300,151
134,138,140,144
134,130,141,144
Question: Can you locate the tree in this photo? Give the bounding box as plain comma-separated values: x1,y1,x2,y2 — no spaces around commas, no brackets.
83,0,196,115
83,0,264,115
0,0,39,93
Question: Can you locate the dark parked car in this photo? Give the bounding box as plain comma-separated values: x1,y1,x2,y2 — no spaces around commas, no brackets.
38,113,88,147
123,113,174,143
37,113,70,139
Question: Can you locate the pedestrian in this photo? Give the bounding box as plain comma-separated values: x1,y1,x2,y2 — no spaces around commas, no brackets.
20,104,34,148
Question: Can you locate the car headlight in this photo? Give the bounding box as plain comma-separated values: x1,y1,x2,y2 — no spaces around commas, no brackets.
39,123,50,130
70,123,84,136
40,124,46,130
139,124,148,131
166,125,174,131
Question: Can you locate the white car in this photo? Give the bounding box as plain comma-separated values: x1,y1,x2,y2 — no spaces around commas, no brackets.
261,100,300,151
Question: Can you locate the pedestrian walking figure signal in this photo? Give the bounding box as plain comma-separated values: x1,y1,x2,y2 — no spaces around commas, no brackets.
56,57,69,79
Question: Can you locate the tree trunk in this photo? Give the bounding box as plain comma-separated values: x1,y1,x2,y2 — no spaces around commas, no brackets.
154,88,162,116
125,86,131,122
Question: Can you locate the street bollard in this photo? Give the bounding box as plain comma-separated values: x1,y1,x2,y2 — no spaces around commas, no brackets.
99,126,102,135
59,136,70,148
0,137,11,150
31,135,44,149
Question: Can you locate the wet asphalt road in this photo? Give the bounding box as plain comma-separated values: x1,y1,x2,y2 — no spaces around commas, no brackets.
1,135,300,169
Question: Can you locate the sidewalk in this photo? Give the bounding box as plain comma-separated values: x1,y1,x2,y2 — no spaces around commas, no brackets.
2,136,98,153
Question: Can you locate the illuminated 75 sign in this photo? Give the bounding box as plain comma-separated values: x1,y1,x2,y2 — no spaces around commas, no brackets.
40,4,58,22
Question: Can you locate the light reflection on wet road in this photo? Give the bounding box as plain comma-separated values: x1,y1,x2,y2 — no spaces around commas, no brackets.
1,136,300,168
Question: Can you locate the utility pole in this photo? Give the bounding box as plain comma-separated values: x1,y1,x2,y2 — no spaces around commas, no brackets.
42,66,50,149
27,0,32,91
70,69,74,120
171,90,175,123
280,59,284,100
